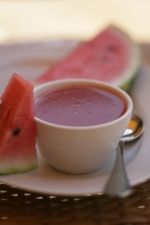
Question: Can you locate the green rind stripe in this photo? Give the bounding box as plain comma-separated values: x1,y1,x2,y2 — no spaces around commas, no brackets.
0,160,38,175
119,68,140,93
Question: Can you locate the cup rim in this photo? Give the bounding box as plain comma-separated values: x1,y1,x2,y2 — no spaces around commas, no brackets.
34,78,133,130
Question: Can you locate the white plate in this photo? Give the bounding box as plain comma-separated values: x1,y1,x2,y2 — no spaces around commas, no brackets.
0,41,149,196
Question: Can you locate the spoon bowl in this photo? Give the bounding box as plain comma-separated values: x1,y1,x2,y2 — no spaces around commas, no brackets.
121,114,144,142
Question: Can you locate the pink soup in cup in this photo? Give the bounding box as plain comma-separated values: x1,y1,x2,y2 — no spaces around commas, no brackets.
34,79,133,174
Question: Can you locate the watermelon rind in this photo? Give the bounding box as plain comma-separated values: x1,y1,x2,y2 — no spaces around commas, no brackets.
107,26,140,92
120,70,139,92
0,160,37,175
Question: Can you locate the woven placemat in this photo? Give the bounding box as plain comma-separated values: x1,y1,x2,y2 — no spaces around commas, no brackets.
0,181,150,225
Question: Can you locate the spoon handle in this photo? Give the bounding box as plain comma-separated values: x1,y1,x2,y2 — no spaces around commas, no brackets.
104,141,132,197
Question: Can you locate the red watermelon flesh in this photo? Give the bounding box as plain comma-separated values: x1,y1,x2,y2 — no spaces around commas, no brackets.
36,26,139,87
0,73,37,174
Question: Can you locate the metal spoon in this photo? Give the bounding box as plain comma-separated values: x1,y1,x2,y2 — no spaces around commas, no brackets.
120,114,144,143
104,114,144,198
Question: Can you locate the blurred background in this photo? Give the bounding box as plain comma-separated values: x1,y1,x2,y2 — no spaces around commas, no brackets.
0,0,150,44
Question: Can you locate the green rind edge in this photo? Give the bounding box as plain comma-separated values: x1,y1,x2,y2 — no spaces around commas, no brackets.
111,26,141,93
0,161,38,175
119,67,140,93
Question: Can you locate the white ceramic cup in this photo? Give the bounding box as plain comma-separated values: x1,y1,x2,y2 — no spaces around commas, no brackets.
34,79,133,174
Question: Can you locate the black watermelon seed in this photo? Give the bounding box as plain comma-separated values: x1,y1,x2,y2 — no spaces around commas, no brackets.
12,128,21,136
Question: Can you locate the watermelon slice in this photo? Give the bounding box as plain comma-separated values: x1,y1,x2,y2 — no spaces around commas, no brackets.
36,26,140,91
0,74,37,174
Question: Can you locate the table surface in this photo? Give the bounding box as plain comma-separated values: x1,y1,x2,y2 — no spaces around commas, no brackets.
0,43,149,225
